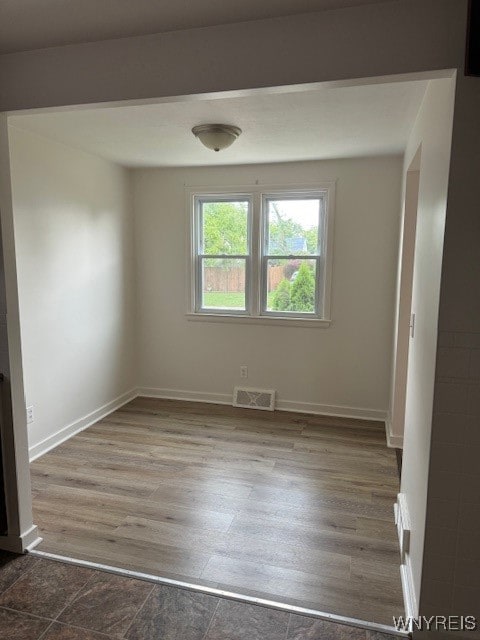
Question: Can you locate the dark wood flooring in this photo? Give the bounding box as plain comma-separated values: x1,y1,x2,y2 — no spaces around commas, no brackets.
30,398,403,626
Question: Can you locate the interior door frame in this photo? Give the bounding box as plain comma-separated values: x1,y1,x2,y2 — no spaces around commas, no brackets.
0,113,39,552
0,69,453,554
388,146,422,449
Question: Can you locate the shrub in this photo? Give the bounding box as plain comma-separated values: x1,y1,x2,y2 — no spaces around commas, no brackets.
272,278,291,311
290,263,315,312
284,260,300,280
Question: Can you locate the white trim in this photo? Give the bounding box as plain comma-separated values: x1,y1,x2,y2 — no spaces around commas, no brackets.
0,524,41,553
185,312,331,328
396,493,416,625
137,387,387,422
30,549,409,637
186,181,336,322
0,114,36,558
28,388,137,461
25,534,43,552
8,70,455,118
400,555,417,623
276,399,386,421
394,493,411,564
26,385,387,464
385,417,404,448
139,387,232,406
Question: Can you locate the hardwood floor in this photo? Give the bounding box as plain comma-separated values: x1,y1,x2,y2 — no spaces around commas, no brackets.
30,397,403,625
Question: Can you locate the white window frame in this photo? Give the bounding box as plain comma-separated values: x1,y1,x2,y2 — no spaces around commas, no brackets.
193,193,253,316
186,182,335,327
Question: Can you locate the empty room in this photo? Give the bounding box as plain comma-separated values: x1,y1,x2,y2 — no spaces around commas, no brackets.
3,69,456,632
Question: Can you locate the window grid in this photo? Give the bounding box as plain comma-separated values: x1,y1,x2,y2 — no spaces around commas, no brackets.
194,195,252,315
260,256,322,317
260,193,325,317
191,187,332,321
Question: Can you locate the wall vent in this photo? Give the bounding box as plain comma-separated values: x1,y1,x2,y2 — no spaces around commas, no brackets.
233,387,276,411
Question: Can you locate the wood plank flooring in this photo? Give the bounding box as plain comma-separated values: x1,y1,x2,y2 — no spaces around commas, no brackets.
30,397,403,625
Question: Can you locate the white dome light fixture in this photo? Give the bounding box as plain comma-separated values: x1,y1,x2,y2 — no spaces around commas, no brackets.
192,124,242,152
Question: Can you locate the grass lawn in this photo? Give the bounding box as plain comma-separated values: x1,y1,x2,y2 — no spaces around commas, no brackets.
203,291,274,309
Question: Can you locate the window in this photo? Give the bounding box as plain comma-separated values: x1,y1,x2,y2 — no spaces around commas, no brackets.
189,184,334,325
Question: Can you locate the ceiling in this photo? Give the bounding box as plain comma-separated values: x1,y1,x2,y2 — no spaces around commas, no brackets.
1,0,402,54
9,81,427,168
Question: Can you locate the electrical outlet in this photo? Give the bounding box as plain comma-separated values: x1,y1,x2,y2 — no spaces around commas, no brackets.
26,405,34,424
240,365,248,379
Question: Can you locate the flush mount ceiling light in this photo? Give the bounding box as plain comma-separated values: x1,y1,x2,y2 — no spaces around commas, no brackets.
192,124,242,152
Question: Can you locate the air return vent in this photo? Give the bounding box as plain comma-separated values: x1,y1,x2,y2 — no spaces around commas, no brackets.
233,387,276,411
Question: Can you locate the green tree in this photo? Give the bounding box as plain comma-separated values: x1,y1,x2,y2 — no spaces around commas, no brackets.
268,202,316,257
271,278,291,311
290,263,315,312
269,218,304,255
305,227,318,254
203,202,248,264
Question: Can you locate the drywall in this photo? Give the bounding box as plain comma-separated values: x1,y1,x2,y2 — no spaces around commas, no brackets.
420,72,480,618
398,77,456,615
133,157,402,416
0,115,38,551
0,0,463,111
8,127,137,457
0,0,475,616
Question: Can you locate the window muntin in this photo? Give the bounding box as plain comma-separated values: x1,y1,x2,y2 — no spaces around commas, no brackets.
191,187,332,322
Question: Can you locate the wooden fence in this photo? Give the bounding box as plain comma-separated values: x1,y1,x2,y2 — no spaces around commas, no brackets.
204,266,285,292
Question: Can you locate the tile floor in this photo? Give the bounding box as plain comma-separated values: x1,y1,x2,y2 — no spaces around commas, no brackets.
0,551,400,640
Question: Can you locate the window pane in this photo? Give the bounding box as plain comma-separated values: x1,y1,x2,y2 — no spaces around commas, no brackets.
201,200,249,255
266,198,320,256
201,258,246,310
266,259,317,314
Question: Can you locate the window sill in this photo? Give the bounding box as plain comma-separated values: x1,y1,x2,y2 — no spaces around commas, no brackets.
185,313,331,328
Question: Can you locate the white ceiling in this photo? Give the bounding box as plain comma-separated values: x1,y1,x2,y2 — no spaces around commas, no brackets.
0,0,404,54
9,81,427,168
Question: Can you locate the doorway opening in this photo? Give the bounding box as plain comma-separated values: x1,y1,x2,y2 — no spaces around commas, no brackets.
0,69,456,632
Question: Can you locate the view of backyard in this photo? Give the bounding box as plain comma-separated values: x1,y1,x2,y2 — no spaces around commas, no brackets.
203,291,276,308
200,197,321,313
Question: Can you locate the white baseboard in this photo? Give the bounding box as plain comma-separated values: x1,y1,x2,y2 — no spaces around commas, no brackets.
400,555,417,621
0,524,41,553
396,493,417,622
386,417,404,448
138,387,232,406
137,387,387,422
276,398,386,421
28,386,387,462
29,388,137,461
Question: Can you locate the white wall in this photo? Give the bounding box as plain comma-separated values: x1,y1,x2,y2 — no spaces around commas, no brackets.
420,72,480,619
9,127,137,457
397,77,456,614
0,0,463,112
133,157,402,417
0,0,472,566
